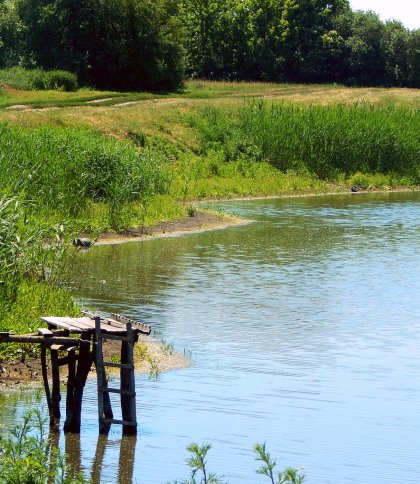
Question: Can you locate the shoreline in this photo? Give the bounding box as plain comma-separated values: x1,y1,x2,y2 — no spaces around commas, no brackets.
0,335,192,390
1,186,417,390
96,210,252,246
94,187,418,246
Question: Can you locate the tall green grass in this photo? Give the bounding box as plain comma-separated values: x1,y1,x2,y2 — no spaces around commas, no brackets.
0,124,170,230
193,101,420,183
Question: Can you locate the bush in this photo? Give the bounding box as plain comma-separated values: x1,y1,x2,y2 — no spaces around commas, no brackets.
0,67,78,91
43,70,78,91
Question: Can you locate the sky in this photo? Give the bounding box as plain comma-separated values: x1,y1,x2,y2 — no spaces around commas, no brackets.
349,0,420,30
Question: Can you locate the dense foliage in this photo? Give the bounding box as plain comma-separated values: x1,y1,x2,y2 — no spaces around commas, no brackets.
0,0,184,90
180,0,420,87
193,101,420,183
0,66,77,90
0,0,418,89
0,124,169,229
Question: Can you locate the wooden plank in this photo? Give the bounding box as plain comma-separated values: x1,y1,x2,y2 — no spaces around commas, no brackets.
100,333,131,342
111,313,151,335
58,355,79,367
51,344,65,351
38,328,53,337
0,335,80,345
42,317,83,333
62,317,94,330
81,311,126,330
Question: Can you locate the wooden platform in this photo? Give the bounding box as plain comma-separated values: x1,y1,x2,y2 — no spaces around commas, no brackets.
0,313,151,435
42,313,151,335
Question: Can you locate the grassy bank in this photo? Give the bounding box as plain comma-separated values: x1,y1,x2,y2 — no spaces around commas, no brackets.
0,81,418,353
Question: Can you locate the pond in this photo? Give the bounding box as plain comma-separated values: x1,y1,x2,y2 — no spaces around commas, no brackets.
2,191,420,483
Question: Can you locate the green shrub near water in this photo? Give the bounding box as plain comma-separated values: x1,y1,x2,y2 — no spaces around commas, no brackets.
0,67,78,91
0,197,78,357
193,101,420,183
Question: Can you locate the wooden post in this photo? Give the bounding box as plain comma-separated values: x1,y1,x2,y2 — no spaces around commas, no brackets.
64,331,93,433
94,316,113,434
50,348,61,423
40,346,54,427
120,323,137,435
65,347,77,427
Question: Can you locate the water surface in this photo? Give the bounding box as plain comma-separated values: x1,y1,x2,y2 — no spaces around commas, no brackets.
2,191,420,483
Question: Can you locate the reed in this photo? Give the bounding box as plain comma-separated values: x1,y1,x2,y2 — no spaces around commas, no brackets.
0,124,170,230
194,101,420,184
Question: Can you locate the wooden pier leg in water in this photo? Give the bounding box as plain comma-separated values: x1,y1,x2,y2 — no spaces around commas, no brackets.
120,323,137,436
41,346,54,427
65,348,76,425
50,348,61,423
64,331,93,433
94,316,113,435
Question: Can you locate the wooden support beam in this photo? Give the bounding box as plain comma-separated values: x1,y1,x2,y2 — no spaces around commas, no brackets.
66,348,76,432
0,334,79,346
120,323,137,436
38,328,53,337
41,346,54,427
94,316,113,435
50,349,61,423
64,331,93,433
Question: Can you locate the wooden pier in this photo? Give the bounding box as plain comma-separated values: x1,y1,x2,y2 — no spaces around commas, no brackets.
0,313,151,435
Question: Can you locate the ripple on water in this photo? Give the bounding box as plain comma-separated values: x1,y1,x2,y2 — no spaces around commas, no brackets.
2,192,420,483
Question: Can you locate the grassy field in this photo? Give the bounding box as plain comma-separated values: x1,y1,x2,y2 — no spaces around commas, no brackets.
1,80,418,205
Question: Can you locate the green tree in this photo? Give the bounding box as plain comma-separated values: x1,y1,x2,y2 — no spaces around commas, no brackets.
14,0,184,90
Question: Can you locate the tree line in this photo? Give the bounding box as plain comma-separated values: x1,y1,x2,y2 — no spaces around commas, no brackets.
0,0,418,90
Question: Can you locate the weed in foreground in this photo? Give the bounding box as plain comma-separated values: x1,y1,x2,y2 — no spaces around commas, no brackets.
0,410,87,483
171,442,304,484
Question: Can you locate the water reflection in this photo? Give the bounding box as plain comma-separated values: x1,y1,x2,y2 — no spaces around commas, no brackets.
91,434,136,484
